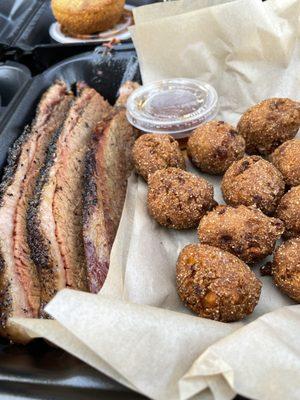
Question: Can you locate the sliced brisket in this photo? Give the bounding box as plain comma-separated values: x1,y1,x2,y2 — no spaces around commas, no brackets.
83,82,139,293
28,86,112,312
0,82,73,341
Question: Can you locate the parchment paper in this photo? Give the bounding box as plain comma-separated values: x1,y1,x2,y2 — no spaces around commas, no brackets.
12,0,300,399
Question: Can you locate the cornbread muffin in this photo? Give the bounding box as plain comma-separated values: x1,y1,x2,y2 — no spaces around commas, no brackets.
187,121,245,175
222,155,285,215
51,0,125,35
176,244,262,322
270,238,300,302
147,168,216,229
270,139,300,187
276,185,300,239
198,205,284,264
132,134,186,182
237,98,300,155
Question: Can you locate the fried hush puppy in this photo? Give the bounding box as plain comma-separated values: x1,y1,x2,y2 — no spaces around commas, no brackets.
198,205,284,264
147,168,216,230
276,185,300,239
237,98,300,155
263,238,300,302
51,0,125,36
132,134,186,182
176,244,262,322
187,121,245,175
222,155,285,215
270,139,300,187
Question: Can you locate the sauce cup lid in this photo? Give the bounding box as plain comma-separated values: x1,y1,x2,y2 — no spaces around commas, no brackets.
126,78,218,135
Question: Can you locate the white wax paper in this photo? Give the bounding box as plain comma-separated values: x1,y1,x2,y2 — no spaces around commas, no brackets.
12,1,300,399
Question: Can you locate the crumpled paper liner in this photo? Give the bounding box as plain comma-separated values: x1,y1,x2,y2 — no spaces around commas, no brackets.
12,0,300,399
131,0,300,123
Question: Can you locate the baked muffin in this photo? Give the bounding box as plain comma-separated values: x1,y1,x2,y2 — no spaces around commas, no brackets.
132,134,185,182
276,185,300,239
237,98,300,155
176,244,262,322
221,155,285,215
198,205,284,264
270,139,300,187
147,168,216,229
270,238,300,302
187,121,245,175
51,0,125,35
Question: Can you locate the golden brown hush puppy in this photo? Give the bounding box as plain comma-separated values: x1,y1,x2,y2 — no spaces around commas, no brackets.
198,205,284,264
176,244,262,322
133,134,186,182
51,0,125,35
187,121,245,175
237,98,300,155
147,168,216,230
221,155,285,216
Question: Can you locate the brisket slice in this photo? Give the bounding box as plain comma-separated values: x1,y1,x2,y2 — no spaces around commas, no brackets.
83,82,139,293
0,82,73,341
28,86,112,313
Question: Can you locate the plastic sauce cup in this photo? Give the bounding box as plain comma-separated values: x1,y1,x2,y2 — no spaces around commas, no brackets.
126,78,218,143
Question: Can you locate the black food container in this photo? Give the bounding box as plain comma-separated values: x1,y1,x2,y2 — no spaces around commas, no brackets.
0,61,31,128
0,0,40,48
1,0,161,74
0,45,250,400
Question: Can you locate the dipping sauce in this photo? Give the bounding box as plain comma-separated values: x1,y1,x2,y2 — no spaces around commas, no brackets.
126,78,218,143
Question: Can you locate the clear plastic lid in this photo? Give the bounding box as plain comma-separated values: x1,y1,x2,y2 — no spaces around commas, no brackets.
126,78,218,139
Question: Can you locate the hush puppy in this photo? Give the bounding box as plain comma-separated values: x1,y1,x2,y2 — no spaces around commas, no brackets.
269,238,300,302
187,121,245,175
276,185,300,239
237,98,300,155
270,139,300,187
133,133,185,182
198,205,284,264
222,155,285,215
176,244,262,322
147,168,215,230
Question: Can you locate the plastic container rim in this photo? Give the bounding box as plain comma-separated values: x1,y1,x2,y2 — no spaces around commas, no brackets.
126,77,219,134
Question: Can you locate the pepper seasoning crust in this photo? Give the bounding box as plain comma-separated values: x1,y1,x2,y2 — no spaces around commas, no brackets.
176,244,262,322
0,126,33,332
276,185,300,239
270,139,300,187
237,98,300,155
198,205,284,264
187,121,245,175
221,155,285,216
271,238,300,302
147,168,216,230
27,127,62,313
132,134,186,182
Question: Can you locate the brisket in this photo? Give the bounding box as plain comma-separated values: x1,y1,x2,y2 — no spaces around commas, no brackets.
0,82,73,341
83,82,139,293
28,86,112,312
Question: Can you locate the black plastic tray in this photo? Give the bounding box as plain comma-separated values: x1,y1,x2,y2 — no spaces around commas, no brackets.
0,338,147,400
12,42,137,77
1,0,161,73
0,61,31,127
0,46,249,400
0,0,40,48
0,47,145,400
